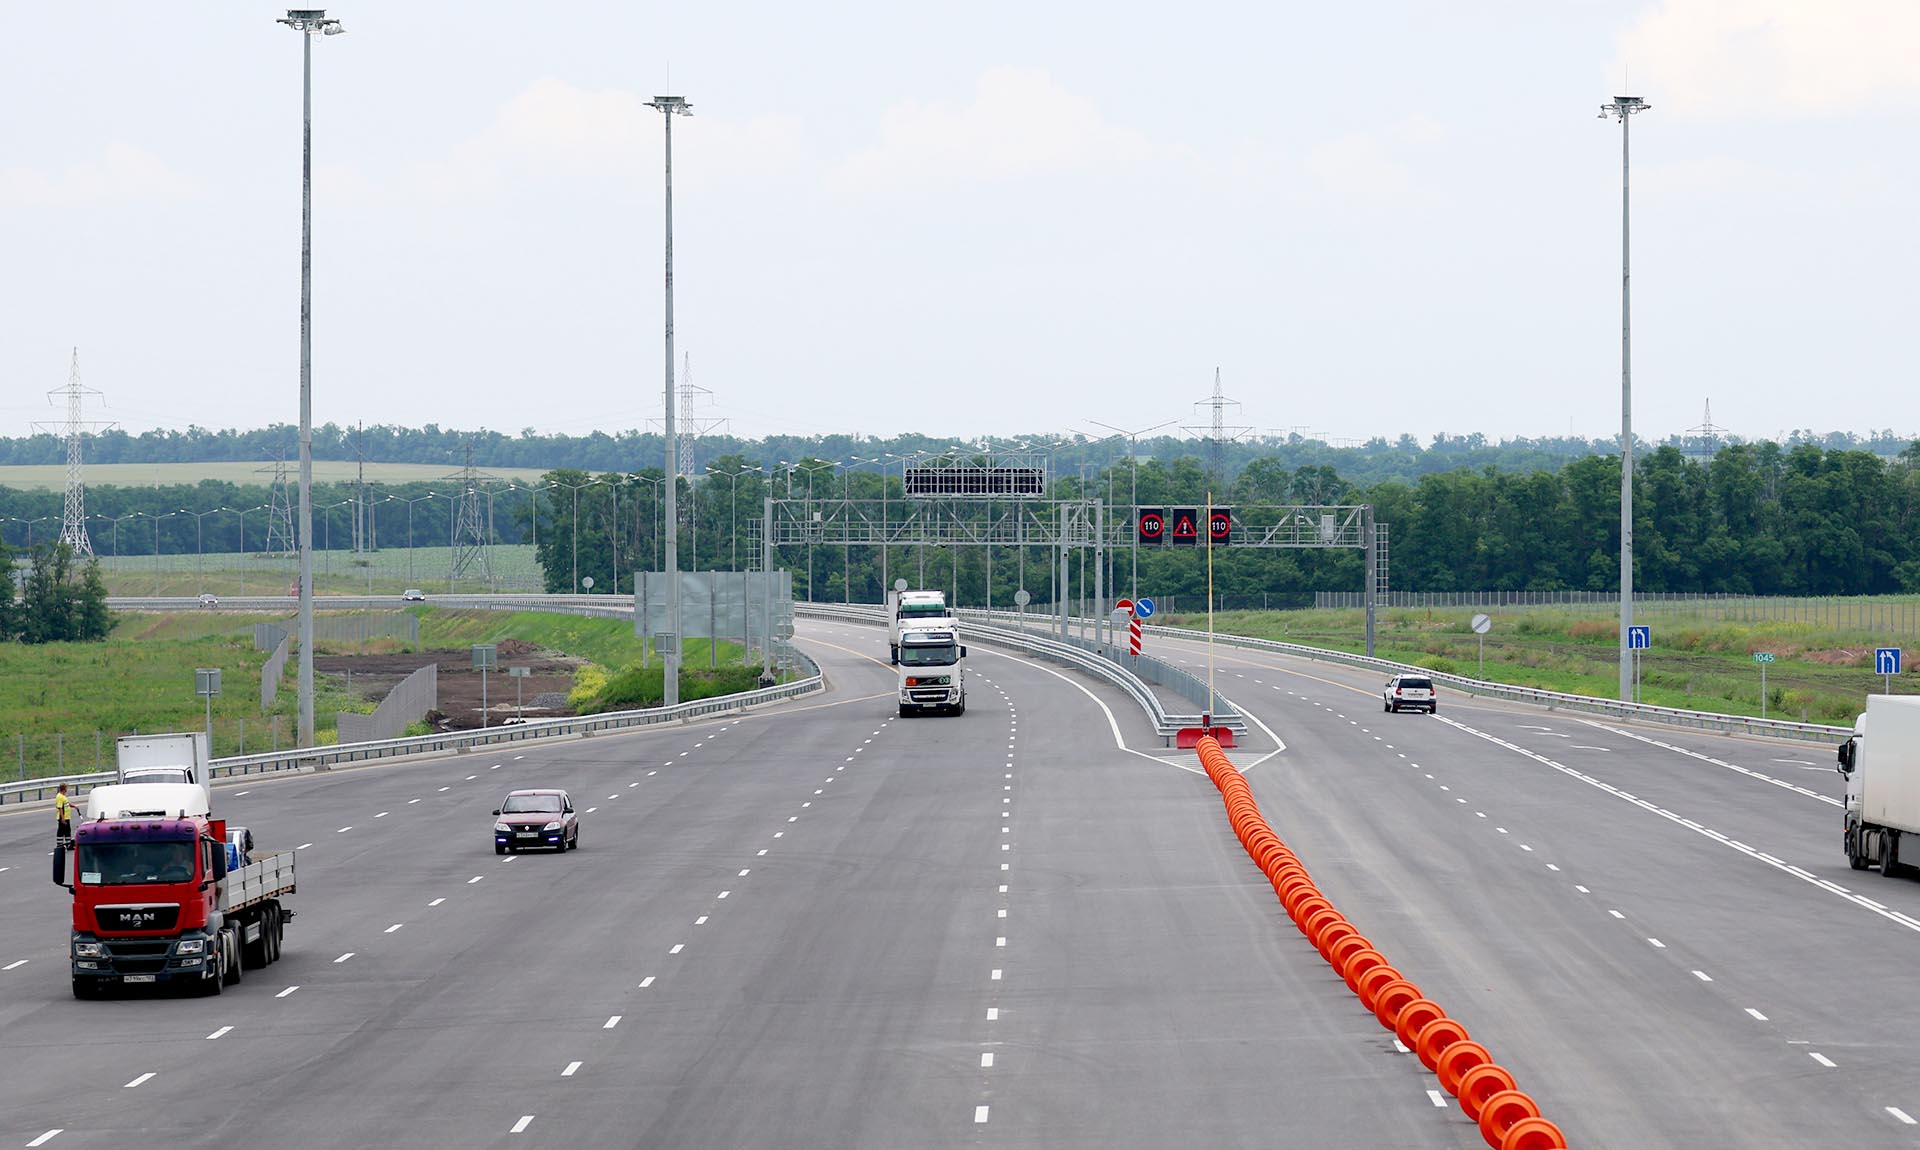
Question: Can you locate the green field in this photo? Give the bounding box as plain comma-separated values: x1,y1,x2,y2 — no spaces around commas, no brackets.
0,460,549,491
96,543,546,596
0,606,761,782
1172,604,1912,725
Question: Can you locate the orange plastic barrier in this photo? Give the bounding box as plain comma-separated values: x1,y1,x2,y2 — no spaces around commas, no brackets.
1190,734,1565,1146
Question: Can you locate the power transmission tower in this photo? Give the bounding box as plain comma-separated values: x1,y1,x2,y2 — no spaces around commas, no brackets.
34,348,115,557
1183,366,1254,486
260,457,297,557
445,441,499,586
1680,399,1730,460
650,353,730,479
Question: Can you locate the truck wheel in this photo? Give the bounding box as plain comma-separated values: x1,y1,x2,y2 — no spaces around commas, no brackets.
222,928,244,986
1884,831,1903,878
203,959,225,996
953,698,966,716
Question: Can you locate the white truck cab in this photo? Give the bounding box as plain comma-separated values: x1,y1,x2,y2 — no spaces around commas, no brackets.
1837,697,1920,874
888,590,954,664
897,625,967,716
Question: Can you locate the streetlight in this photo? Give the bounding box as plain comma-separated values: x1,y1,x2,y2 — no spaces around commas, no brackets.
648,92,691,707
1090,418,1177,601
1602,94,1649,703
706,463,763,571
546,477,601,593
279,6,345,747
395,492,435,586
780,460,834,601
180,507,228,592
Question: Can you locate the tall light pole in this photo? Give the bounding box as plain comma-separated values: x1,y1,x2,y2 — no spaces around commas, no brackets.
1602,94,1648,703
279,8,344,747
649,94,690,706
1091,418,1176,601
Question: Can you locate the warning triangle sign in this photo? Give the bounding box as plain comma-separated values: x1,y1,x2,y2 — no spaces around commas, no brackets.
1171,508,1198,546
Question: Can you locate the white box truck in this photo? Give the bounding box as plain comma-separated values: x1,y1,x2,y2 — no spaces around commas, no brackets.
887,589,953,664
116,733,210,790
1837,695,1920,873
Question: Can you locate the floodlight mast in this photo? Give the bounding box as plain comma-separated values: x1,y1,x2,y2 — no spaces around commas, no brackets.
1601,94,1648,703
649,95,691,706
278,7,344,747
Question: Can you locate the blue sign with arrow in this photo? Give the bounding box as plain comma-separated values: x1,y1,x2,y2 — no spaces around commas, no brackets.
1627,626,1650,650
1878,647,1903,676
1134,598,1155,619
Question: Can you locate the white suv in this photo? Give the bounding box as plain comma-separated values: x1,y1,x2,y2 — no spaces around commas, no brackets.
1383,675,1437,714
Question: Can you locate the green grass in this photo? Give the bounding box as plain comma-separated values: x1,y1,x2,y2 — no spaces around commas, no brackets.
96,544,545,596
1172,604,1913,725
413,608,748,672
0,460,549,490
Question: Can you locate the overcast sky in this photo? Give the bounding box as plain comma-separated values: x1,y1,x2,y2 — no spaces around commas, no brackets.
3,2,1916,449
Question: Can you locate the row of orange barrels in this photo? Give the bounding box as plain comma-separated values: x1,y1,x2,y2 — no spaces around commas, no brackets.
1195,736,1568,1150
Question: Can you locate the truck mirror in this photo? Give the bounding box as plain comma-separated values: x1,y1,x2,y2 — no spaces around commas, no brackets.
959,646,968,658
210,844,227,881
1838,742,1856,772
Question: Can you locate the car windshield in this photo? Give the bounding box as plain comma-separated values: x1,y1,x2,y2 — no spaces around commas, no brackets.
900,603,948,618
900,644,957,666
124,769,192,784
77,841,195,886
501,794,563,814
1399,678,1434,690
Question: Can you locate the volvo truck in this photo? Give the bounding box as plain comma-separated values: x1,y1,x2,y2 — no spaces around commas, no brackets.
887,589,953,664
897,624,967,716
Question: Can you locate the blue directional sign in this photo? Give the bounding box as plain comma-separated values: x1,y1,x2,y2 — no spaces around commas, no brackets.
1878,647,1903,675
1627,626,1651,650
1135,597,1155,619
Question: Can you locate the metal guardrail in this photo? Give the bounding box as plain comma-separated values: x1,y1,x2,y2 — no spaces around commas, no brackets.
2,598,822,807
795,603,1244,742
1141,623,1851,745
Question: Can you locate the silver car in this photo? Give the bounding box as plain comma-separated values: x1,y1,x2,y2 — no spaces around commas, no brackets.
1383,675,1437,714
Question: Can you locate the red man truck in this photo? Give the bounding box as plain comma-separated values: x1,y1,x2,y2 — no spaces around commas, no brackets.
67,791,294,999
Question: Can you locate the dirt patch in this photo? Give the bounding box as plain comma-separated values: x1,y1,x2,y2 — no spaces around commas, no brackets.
314,648,584,730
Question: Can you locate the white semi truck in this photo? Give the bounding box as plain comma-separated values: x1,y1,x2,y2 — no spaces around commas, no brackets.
897,624,967,717
1837,695,1920,873
887,589,953,664
115,732,211,790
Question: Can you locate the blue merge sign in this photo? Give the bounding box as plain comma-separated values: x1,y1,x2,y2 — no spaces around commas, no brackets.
1627,626,1650,650
1135,598,1155,619
1878,648,1903,676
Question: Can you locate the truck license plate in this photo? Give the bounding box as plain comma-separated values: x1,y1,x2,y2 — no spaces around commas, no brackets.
124,975,156,983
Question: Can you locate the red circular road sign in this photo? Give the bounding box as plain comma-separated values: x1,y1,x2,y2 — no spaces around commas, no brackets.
1115,598,1134,613
1138,511,1165,540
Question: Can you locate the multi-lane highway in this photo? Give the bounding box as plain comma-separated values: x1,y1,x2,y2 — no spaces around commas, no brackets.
1,616,1910,1147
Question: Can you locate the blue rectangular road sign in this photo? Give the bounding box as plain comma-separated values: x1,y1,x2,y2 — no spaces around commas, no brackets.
1627,626,1651,650
1878,648,1903,676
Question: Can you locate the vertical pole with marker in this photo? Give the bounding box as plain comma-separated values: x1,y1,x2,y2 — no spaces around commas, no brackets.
1205,492,1216,732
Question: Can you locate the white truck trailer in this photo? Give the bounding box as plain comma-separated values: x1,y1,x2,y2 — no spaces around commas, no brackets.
1837,695,1920,873
887,589,953,664
116,732,210,789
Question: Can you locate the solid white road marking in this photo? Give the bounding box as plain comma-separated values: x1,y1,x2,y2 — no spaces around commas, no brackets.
1810,1052,1835,1068
1746,1008,1769,1021
26,1131,63,1147
124,1073,155,1088
205,1026,232,1040
2,959,26,971
1889,1108,1916,1126
511,1116,534,1134
562,1061,582,1077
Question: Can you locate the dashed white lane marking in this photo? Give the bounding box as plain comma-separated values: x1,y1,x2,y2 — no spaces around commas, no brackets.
1810,1052,1836,1068
996,937,1006,947
695,917,708,926
123,1073,155,1088
375,812,388,818
1889,1107,1916,1126
986,1008,999,1020
1392,1039,1410,1054
1692,970,1713,982
1608,910,1625,919
336,826,352,833
234,791,251,797
562,1061,582,1077
384,924,403,934
738,869,751,876
438,786,450,792
669,944,684,955
491,764,501,770
503,855,518,863
333,953,354,963
205,1026,232,1040
1745,1008,1769,1021
465,775,477,781
276,986,299,997
757,849,767,856
2,959,26,971
1648,938,1665,948
585,807,597,814
718,891,731,899
407,798,420,804
981,1053,994,1067
1546,864,1560,871
468,875,484,884
638,976,655,988
514,755,524,760
1571,745,1611,751
511,1116,535,1134
603,1016,622,1029
1578,719,1840,806
26,1130,63,1147
992,969,1002,980
1427,1089,1448,1108
975,1106,990,1124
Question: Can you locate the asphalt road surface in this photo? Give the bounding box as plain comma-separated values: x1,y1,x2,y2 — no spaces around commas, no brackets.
0,617,1911,1148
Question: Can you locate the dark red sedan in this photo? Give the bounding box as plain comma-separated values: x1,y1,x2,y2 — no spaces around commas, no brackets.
492,789,579,854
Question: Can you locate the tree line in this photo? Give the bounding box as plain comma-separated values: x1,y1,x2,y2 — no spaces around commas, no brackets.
0,542,112,643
